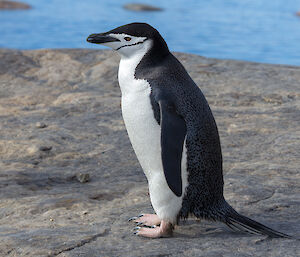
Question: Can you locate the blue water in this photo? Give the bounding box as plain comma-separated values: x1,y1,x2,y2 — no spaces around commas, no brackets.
1,0,300,65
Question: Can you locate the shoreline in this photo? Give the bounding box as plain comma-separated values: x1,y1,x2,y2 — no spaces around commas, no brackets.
1,47,300,68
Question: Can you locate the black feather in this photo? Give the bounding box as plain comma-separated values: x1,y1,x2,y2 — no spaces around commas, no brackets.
222,202,292,239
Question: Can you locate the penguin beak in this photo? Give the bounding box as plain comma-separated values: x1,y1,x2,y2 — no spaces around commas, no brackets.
86,33,120,44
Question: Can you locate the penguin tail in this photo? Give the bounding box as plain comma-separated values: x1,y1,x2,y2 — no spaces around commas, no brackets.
219,201,293,239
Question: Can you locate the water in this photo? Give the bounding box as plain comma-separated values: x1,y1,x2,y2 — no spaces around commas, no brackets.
1,0,300,65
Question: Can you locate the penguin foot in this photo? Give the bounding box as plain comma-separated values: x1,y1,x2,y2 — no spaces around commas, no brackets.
133,220,173,238
129,213,161,226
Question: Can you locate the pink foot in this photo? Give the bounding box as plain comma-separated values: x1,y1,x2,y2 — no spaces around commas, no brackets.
134,220,173,238
129,213,161,227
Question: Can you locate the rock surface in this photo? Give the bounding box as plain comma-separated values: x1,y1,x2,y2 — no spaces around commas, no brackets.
0,49,299,256
123,3,163,12
0,0,31,10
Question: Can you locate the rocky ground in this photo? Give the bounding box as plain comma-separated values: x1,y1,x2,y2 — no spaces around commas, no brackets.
0,0,31,10
0,49,299,257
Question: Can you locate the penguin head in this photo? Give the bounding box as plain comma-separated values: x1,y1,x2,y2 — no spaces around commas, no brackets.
87,23,169,58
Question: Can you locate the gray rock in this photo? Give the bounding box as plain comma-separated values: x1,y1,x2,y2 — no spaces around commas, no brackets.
35,122,47,128
123,3,163,12
0,0,31,10
39,146,52,152
76,173,90,183
0,49,299,256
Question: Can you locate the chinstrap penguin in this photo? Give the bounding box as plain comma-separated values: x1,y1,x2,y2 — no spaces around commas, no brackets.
87,23,292,239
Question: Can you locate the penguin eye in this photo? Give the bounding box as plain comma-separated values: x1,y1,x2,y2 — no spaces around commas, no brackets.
124,37,131,41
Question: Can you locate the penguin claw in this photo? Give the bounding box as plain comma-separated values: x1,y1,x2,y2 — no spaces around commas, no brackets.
133,226,141,235
128,214,143,222
128,216,138,222
135,222,157,228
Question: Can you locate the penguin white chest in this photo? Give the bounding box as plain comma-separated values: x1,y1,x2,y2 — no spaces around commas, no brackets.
118,59,162,178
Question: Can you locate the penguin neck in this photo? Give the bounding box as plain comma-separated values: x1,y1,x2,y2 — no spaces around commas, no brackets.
118,40,153,95
118,38,170,95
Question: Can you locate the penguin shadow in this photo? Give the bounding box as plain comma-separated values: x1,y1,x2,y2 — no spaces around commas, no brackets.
174,219,251,239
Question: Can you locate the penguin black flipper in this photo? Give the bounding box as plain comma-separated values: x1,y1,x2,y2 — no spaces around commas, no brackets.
159,99,187,197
